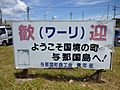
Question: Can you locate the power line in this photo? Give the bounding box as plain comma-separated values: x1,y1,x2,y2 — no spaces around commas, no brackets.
100,9,107,21
30,4,108,9
25,3,116,20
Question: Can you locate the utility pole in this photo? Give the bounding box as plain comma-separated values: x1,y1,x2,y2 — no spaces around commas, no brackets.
52,16,54,20
107,3,109,20
82,11,84,20
113,4,116,18
27,6,30,20
44,14,46,20
70,12,72,20
0,9,2,25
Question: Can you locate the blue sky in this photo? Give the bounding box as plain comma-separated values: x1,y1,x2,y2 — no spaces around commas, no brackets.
0,0,120,20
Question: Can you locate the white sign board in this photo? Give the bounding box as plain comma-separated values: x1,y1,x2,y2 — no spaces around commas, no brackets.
13,20,115,69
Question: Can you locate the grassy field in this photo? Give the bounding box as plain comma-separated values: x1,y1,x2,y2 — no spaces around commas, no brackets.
0,46,120,90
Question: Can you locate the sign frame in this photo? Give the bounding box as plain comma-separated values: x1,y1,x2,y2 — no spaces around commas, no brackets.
12,20,115,70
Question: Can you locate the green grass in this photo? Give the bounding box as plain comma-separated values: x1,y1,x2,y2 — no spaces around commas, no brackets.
0,46,120,90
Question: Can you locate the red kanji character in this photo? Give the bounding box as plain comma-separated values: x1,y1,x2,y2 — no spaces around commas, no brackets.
27,25,35,40
19,25,27,41
19,24,35,41
90,24,107,41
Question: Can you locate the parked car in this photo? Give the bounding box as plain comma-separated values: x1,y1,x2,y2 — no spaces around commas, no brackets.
0,25,12,46
114,29,120,46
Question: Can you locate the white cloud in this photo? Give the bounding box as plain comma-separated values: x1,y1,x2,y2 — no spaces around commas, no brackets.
28,0,50,6
0,0,27,17
63,0,111,5
0,0,17,7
